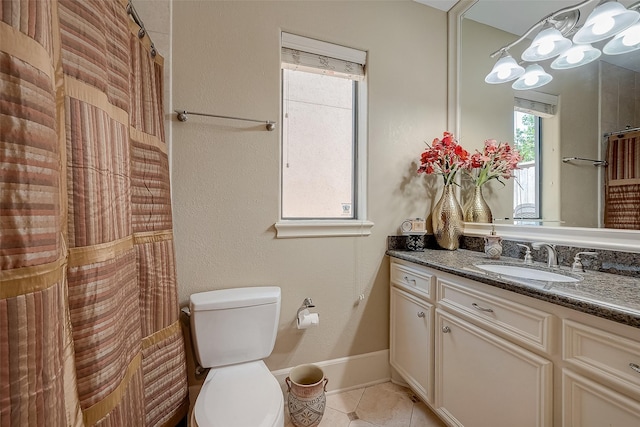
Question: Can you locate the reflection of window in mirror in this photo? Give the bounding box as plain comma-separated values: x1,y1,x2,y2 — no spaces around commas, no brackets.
513,111,541,219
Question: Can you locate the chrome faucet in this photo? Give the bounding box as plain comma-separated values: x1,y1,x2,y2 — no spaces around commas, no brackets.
531,242,558,268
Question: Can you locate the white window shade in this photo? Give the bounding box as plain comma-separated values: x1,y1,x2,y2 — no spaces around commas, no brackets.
514,91,558,118
281,32,366,81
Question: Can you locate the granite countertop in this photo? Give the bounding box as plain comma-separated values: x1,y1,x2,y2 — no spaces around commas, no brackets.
387,249,640,329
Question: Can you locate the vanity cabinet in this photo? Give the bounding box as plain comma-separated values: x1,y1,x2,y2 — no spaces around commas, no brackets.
562,369,640,426
389,260,435,404
390,287,433,403
434,274,553,427
562,319,640,425
389,255,640,427
435,309,552,427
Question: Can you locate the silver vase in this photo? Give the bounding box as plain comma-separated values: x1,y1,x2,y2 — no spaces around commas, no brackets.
464,186,493,223
432,184,463,250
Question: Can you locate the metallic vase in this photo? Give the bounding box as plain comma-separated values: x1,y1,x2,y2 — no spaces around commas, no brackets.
464,186,493,223
432,184,463,250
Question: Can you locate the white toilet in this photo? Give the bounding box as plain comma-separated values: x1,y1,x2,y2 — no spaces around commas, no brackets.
189,286,284,427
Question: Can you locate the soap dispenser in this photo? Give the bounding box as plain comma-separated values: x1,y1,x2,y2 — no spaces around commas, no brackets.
484,225,502,259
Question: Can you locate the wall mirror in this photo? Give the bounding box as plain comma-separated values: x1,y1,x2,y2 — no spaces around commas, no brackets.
448,0,640,252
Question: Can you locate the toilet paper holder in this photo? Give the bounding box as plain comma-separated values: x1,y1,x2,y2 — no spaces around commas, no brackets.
297,297,315,317
297,298,319,329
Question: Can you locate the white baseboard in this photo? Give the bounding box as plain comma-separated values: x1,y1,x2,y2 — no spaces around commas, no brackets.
271,349,391,396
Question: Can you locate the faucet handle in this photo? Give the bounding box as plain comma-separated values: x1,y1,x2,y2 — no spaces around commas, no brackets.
516,243,534,264
572,252,598,272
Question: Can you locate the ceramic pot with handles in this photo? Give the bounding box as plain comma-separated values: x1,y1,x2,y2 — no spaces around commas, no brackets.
286,364,328,427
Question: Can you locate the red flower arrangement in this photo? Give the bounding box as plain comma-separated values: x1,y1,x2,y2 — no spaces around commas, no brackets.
417,132,469,186
466,139,522,187
417,133,521,187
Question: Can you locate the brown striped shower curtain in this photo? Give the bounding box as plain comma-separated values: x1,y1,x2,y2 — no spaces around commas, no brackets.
0,0,188,425
604,130,640,229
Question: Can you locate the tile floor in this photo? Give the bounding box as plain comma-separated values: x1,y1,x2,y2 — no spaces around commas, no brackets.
284,382,446,427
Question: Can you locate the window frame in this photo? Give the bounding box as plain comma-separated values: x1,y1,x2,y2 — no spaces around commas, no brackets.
513,111,542,220
275,39,371,238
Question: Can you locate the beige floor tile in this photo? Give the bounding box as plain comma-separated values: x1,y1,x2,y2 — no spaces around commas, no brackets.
326,388,366,413
356,382,414,427
348,420,378,427
284,403,350,427
318,406,352,427
410,401,446,427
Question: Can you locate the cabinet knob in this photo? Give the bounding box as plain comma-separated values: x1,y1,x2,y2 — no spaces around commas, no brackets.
417,311,425,318
442,326,451,333
472,302,494,313
629,363,640,374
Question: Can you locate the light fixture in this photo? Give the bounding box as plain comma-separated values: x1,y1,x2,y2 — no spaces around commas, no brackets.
551,44,602,68
486,0,640,88
512,64,553,90
484,52,525,84
603,22,640,54
573,1,640,44
522,27,573,61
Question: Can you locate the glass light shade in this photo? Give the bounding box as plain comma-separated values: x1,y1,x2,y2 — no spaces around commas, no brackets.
512,64,553,90
485,54,525,83
573,1,640,44
551,44,602,69
522,27,573,61
603,23,640,54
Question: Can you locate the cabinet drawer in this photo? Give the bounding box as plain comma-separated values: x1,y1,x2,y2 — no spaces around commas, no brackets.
438,278,552,353
564,319,640,396
390,261,434,300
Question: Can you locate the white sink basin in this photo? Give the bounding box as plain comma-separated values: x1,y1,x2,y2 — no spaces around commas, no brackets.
474,264,580,283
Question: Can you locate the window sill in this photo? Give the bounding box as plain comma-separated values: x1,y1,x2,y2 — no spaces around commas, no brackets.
275,220,374,238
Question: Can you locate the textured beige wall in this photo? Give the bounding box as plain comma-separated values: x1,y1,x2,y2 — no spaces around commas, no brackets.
170,1,447,371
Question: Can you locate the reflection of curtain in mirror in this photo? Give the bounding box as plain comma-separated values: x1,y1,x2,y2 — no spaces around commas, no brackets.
604,130,640,230
0,0,188,425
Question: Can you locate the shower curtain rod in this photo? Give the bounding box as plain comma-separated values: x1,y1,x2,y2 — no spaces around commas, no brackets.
603,126,640,138
562,157,608,167
175,110,277,131
127,0,156,57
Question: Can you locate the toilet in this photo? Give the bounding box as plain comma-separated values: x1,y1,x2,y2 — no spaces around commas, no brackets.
189,286,284,427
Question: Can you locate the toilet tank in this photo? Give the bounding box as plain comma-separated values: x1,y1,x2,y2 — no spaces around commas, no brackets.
189,286,281,368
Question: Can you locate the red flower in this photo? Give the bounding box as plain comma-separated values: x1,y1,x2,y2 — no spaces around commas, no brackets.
417,132,469,186
464,139,522,187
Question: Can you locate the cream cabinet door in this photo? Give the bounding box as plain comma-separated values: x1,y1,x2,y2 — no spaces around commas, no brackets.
390,286,433,404
563,369,640,427
435,309,553,427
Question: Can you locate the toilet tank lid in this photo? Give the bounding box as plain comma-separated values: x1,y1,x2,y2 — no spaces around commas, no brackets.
190,286,281,311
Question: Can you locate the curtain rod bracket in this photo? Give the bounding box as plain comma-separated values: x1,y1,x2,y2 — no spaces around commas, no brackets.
175,110,277,131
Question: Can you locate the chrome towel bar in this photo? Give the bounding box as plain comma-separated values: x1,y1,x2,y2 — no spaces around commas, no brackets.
175,110,276,131
562,157,608,167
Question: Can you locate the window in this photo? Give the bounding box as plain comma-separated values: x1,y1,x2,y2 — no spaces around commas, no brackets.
513,111,541,219
276,33,372,238
511,91,556,222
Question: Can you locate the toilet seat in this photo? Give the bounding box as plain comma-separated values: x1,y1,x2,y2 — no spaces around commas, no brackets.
193,360,284,427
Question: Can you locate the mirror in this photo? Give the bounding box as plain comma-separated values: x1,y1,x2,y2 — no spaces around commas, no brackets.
448,0,640,252
456,0,639,229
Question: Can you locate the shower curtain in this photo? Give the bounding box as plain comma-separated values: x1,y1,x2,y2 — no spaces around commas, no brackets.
0,0,188,425
604,130,640,229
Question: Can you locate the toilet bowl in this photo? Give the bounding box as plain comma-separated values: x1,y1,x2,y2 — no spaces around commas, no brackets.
191,361,284,427
189,287,284,427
